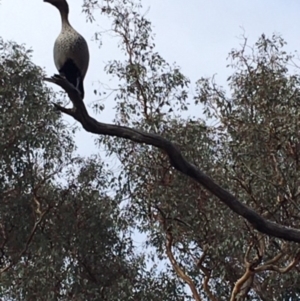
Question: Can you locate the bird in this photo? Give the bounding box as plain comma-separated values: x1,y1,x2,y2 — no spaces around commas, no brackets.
44,0,89,99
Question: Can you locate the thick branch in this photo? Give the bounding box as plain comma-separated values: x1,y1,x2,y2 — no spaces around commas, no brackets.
44,75,300,243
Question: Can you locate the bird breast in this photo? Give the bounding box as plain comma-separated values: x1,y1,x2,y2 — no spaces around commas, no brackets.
54,27,89,79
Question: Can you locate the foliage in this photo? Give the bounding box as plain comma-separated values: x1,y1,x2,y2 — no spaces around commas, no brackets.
0,38,183,300
85,1,300,300
2,0,300,300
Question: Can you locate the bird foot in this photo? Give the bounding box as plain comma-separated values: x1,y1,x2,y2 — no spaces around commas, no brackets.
58,74,83,99
44,74,83,100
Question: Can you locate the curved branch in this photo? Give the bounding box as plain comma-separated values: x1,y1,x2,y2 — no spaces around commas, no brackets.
203,275,219,301
230,263,254,301
165,232,202,301
44,75,300,243
255,250,300,273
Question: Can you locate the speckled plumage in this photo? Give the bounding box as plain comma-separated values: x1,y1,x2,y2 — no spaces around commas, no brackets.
44,0,89,99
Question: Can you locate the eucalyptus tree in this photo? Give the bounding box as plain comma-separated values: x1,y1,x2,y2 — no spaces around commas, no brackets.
3,0,300,299
0,38,184,300
76,1,300,300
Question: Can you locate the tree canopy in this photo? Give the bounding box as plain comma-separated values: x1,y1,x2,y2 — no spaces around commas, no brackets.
1,0,300,300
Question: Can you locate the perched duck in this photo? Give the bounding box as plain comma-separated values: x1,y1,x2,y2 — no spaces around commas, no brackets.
44,0,89,99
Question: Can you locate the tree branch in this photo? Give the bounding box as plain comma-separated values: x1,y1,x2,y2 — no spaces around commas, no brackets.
230,263,254,301
165,231,202,301
44,75,300,243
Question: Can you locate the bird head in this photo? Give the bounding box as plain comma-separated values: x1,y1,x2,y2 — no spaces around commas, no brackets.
44,0,69,13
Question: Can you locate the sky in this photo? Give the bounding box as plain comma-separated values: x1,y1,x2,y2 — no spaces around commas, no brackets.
1,0,300,156
1,0,300,250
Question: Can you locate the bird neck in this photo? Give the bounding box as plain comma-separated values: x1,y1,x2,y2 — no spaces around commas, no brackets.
60,10,71,29
54,1,71,29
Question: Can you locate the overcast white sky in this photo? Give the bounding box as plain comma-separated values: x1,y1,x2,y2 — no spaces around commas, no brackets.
1,0,300,157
